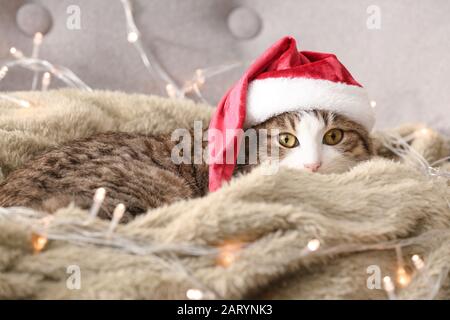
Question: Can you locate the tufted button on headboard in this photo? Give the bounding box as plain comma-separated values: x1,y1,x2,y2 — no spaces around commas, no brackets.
227,7,262,40
16,2,53,36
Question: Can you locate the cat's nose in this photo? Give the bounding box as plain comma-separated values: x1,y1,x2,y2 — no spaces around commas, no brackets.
304,162,321,172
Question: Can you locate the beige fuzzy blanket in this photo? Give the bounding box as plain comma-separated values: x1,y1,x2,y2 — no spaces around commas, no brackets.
0,90,449,300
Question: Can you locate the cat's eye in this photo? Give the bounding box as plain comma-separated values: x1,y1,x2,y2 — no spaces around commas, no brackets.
278,133,299,148
323,129,344,145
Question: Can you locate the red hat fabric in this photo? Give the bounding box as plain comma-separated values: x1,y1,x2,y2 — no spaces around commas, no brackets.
208,36,374,192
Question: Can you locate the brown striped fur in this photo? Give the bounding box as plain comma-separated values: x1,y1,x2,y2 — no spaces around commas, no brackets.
0,132,209,222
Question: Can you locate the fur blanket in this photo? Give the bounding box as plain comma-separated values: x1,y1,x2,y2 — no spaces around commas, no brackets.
0,89,449,299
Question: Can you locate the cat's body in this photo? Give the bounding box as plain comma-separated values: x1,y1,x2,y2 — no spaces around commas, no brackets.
0,132,209,222
0,110,373,221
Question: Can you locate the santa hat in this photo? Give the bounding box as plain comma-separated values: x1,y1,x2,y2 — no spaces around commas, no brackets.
208,36,374,192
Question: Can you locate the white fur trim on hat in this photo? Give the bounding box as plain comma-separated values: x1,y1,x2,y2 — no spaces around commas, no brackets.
245,77,375,130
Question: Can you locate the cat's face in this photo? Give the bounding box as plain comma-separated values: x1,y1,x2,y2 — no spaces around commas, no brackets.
251,110,373,173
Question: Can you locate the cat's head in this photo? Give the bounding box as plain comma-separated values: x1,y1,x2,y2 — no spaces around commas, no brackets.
246,110,373,173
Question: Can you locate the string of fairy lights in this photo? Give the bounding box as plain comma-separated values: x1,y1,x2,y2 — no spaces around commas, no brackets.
377,130,450,298
0,1,449,300
1,182,449,299
1,129,449,299
0,0,242,108
0,203,324,300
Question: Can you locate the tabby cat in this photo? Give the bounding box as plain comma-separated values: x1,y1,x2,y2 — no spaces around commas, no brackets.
0,110,373,222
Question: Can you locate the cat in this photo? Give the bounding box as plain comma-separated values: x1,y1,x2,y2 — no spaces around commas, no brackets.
0,110,373,222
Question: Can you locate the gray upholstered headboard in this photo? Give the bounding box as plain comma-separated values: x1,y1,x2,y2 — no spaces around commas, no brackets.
1,0,449,133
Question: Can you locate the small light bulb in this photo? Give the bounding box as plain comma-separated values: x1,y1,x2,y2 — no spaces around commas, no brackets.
127,31,139,43
33,32,43,45
396,267,411,287
383,276,397,300
94,187,106,203
419,128,430,136
307,239,321,252
31,232,48,253
216,241,243,267
9,47,24,59
218,251,234,267
186,289,204,300
411,254,425,270
41,72,51,91
0,66,8,80
166,83,177,98
383,276,395,292
87,187,107,223
112,203,125,221
19,100,31,108
106,203,126,236
195,69,206,85
370,100,377,108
